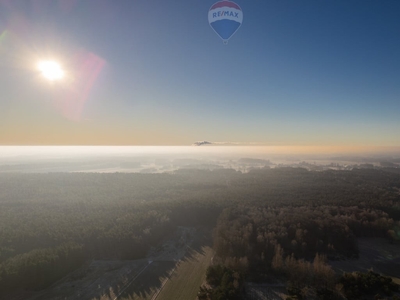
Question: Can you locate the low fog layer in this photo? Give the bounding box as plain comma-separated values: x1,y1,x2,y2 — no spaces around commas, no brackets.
0,146,399,173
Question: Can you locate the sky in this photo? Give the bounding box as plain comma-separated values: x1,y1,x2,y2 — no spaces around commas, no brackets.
0,0,400,150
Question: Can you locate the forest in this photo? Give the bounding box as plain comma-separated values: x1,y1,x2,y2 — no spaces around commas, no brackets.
0,167,400,298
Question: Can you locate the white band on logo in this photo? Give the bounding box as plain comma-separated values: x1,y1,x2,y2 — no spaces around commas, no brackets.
208,7,243,23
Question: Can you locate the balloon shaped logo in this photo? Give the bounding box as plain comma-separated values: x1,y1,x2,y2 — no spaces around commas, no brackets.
208,1,243,44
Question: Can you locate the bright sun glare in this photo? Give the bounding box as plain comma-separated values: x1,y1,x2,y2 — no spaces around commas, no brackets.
37,60,65,81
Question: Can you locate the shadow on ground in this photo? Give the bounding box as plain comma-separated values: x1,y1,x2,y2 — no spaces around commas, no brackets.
88,227,212,300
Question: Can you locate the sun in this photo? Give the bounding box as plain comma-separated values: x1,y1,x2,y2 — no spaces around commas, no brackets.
37,60,65,81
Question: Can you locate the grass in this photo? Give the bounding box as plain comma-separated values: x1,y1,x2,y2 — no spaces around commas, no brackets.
392,277,400,285
156,245,213,300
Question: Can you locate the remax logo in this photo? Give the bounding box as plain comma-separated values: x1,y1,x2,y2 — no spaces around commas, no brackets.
212,11,240,19
208,1,243,44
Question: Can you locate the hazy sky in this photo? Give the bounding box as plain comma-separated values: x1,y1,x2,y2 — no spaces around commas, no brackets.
1,0,399,148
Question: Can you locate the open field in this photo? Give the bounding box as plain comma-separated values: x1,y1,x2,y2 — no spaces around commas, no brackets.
112,227,212,300
9,227,209,300
156,245,213,300
10,260,150,300
115,261,176,300
330,238,400,279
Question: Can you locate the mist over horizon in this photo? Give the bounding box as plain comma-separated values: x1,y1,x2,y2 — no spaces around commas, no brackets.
1,145,399,174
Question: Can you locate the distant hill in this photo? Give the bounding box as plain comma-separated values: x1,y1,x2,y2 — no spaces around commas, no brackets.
192,141,213,146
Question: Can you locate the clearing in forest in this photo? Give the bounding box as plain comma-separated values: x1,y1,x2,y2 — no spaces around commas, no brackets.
156,245,214,300
330,238,400,278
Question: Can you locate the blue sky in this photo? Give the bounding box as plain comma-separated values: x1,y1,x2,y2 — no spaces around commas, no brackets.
0,0,399,147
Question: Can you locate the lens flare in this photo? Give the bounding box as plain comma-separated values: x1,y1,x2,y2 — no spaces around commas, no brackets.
37,60,64,81
0,30,9,44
